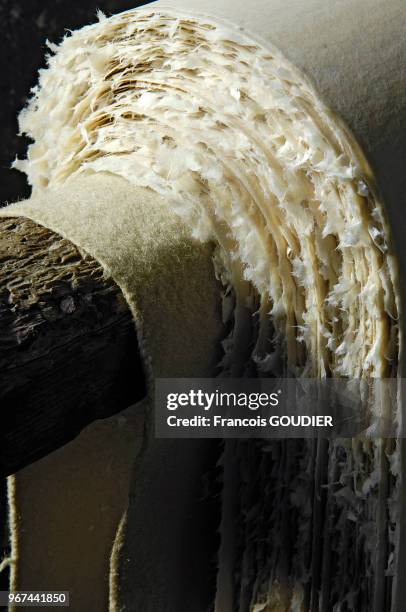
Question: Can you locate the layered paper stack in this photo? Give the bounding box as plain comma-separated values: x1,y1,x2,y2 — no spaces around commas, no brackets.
1,1,405,610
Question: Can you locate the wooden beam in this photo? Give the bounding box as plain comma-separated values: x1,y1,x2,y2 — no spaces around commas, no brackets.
0,216,146,477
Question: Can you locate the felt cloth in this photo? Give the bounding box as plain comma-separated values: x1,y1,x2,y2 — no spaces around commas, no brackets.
1,0,405,609
1,174,223,611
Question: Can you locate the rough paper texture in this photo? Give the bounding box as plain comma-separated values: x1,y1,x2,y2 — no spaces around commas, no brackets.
2,0,405,609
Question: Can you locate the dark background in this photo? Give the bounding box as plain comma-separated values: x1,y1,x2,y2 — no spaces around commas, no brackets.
0,0,152,205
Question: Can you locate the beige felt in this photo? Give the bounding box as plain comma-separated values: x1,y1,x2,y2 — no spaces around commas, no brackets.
8,404,144,612
0,173,222,382
1,0,405,609
1,173,223,611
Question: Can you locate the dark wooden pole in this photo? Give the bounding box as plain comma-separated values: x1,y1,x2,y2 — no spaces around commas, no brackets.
0,216,146,476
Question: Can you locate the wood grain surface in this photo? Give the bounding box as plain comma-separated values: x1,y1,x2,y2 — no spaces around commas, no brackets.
0,216,145,476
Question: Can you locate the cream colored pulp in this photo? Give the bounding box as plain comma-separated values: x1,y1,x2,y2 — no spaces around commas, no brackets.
14,8,398,379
